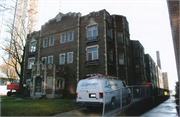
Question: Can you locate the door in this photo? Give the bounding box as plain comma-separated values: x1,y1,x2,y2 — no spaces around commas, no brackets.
35,77,42,96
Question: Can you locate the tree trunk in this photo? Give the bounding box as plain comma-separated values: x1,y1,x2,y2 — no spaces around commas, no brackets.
17,46,25,97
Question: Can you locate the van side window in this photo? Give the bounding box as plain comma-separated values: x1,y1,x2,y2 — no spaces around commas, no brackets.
122,81,127,87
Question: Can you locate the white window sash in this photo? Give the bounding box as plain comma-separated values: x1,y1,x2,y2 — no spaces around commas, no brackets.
59,53,66,64
67,52,73,63
48,56,53,64
28,57,35,69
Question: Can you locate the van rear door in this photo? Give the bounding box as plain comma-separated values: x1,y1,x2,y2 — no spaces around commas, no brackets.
77,78,100,102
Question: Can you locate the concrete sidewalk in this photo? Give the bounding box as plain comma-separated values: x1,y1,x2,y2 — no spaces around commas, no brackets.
140,97,178,117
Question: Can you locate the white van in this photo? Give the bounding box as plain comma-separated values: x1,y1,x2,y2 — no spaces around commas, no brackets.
75,74,131,109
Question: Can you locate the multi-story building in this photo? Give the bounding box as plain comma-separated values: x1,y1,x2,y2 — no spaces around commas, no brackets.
156,66,164,89
145,54,157,88
131,40,146,85
156,51,164,89
167,0,180,82
24,9,134,98
163,72,169,90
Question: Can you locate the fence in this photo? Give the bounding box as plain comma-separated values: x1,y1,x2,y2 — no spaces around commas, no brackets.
102,85,156,116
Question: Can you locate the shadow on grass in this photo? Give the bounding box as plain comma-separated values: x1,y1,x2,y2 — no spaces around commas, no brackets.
1,98,82,116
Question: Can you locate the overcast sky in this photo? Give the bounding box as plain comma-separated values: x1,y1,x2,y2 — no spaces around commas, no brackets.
0,0,177,90
35,0,178,90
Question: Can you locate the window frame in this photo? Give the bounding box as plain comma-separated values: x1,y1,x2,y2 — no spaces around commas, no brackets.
60,33,66,44
28,57,35,69
49,36,54,46
67,52,73,64
87,25,98,40
42,57,47,64
59,53,66,65
135,65,140,73
43,38,48,48
119,53,124,65
30,41,36,53
126,36,129,46
42,57,47,69
56,77,65,89
86,45,99,61
117,32,123,43
68,31,74,42
108,49,113,62
107,28,112,38
48,55,53,64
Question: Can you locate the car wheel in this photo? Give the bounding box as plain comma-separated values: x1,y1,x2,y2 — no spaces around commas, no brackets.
111,98,116,109
126,95,131,104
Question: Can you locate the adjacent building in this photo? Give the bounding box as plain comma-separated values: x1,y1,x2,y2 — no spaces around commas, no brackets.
145,54,157,88
167,0,180,82
131,40,146,85
163,72,169,90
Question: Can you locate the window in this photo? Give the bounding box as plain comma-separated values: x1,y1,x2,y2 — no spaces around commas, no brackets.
42,57,47,64
88,26,97,39
68,32,73,41
67,52,73,63
56,78,65,89
59,53,65,64
118,33,123,43
48,56,53,64
108,50,113,61
126,36,129,46
61,33,66,43
30,42,36,52
49,37,54,46
119,53,124,65
87,47,98,61
43,38,48,47
107,28,112,38
136,65,140,73
135,49,139,57
42,57,47,69
28,58,35,69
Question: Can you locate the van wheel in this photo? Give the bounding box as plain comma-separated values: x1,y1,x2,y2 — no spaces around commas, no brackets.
110,98,116,109
86,106,93,110
7,91,12,96
126,95,131,104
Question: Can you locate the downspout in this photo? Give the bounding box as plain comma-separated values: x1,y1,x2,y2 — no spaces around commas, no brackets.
123,17,128,85
104,11,107,75
77,13,81,83
113,15,118,76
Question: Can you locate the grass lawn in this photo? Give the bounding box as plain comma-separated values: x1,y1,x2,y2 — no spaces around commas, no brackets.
1,98,82,116
0,95,16,100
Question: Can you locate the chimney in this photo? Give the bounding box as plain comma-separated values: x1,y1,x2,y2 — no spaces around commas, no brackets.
156,51,161,69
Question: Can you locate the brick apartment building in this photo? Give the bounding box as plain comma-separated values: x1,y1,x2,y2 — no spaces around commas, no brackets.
24,9,162,98
131,40,146,85
24,9,135,98
145,54,158,88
